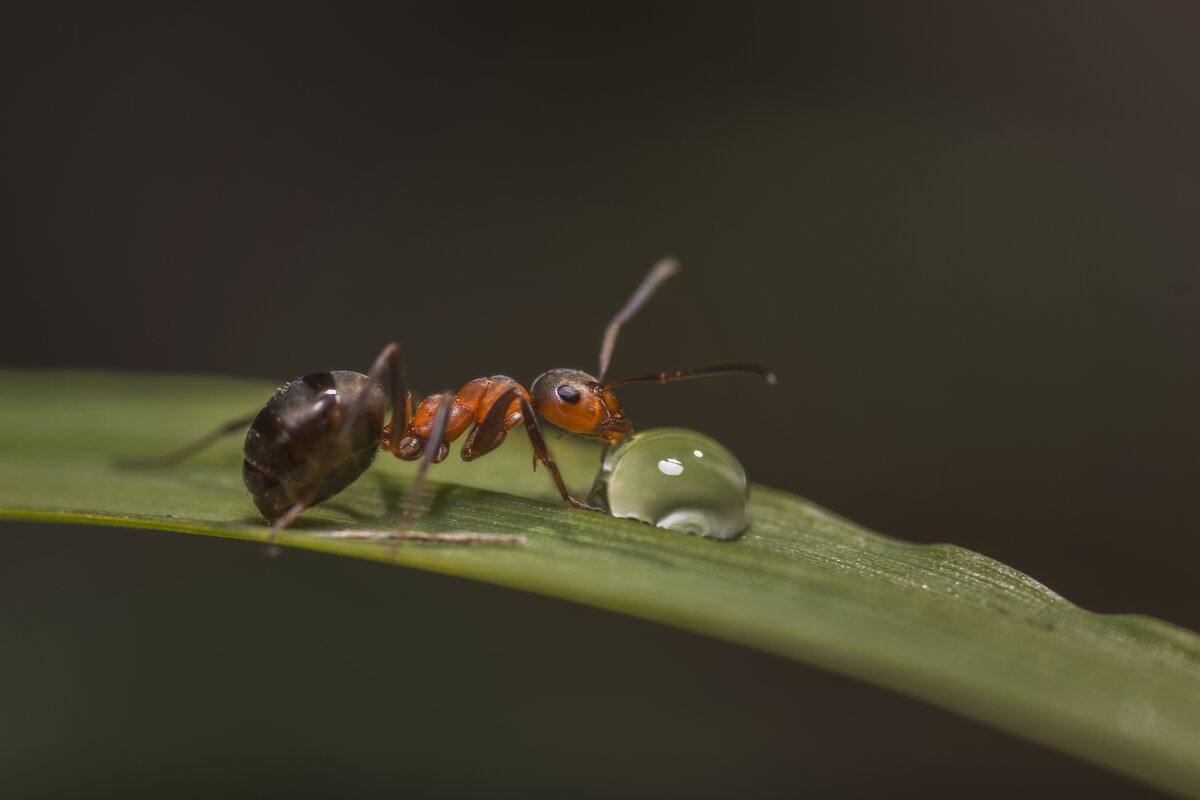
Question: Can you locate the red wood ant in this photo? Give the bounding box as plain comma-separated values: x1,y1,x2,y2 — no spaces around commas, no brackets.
122,259,774,546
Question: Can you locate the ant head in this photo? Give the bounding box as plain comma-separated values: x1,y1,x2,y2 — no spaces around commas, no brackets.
530,368,632,444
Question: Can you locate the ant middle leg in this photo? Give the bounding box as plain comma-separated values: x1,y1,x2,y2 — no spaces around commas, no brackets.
390,389,455,555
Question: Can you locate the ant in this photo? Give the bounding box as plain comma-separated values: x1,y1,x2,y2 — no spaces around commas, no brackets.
122,259,774,548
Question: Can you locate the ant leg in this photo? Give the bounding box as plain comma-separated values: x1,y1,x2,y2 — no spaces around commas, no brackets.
459,385,525,460
113,413,256,470
390,389,455,556
460,387,602,511
263,499,309,556
366,343,413,440
399,385,602,513
508,391,603,513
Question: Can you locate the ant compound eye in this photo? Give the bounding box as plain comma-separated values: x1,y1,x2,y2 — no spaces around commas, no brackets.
556,384,581,404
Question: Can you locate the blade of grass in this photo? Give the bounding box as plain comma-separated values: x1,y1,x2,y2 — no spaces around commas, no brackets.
1,370,1198,796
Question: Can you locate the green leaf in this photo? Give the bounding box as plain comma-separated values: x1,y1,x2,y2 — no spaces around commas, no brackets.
2,370,1198,796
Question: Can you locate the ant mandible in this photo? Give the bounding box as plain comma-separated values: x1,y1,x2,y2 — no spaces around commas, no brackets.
126,259,774,545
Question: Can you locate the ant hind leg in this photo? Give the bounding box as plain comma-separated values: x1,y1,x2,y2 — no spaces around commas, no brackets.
366,343,413,439
114,413,257,470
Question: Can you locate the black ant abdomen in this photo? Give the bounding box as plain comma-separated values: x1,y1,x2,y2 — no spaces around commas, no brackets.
242,370,386,521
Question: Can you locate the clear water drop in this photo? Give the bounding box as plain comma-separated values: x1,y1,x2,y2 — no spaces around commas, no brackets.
589,427,750,541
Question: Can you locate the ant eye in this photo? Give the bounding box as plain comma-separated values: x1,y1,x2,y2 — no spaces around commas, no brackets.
556,384,581,404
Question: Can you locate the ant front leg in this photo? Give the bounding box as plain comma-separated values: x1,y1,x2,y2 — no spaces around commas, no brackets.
477,388,604,513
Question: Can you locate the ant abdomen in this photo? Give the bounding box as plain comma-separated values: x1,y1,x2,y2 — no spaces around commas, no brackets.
242,370,386,521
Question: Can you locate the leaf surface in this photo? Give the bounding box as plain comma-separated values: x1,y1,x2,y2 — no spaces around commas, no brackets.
2,370,1198,796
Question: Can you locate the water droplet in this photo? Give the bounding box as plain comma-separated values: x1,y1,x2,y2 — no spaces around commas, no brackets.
589,428,750,541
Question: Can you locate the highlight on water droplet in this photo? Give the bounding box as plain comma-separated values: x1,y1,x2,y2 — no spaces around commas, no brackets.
657,457,684,476
589,427,750,541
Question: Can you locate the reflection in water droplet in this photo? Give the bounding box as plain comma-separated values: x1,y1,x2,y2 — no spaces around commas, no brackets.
590,428,749,541
657,457,684,476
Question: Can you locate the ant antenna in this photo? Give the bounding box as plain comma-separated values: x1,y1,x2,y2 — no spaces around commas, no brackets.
606,363,777,390
597,257,680,383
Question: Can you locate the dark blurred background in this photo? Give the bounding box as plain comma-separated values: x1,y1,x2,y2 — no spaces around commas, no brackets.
2,4,1198,797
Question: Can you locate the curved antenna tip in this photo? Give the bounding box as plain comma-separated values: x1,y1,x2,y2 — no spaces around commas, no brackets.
654,256,681,276
765,372,778,386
